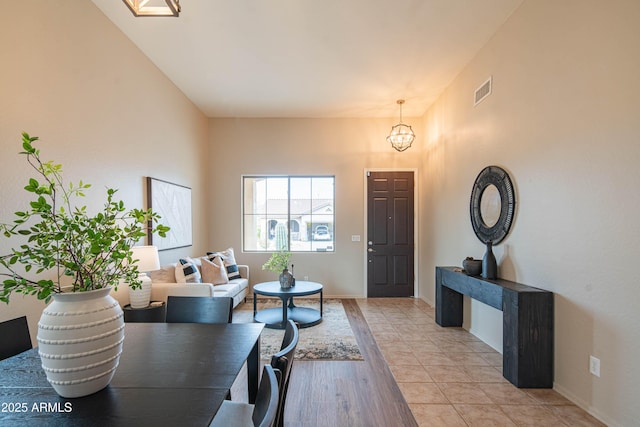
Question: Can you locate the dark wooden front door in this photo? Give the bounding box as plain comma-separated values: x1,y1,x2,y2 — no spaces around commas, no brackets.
367,171,414,297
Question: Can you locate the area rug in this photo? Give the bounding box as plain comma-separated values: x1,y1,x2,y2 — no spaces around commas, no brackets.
234,298,363,361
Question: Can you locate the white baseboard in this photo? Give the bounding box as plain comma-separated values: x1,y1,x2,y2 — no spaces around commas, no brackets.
552,383,617,427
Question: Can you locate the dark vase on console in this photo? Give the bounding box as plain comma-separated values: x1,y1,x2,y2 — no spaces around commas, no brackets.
482,240,497,279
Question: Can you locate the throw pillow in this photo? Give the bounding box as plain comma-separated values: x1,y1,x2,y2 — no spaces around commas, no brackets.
200,256,229,285
149,263,177,283
206,247,240,280
176,257,202,283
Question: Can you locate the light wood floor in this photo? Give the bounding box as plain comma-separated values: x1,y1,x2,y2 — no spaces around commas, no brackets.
233,297,604,427
282,299,418,427
231,298,417,427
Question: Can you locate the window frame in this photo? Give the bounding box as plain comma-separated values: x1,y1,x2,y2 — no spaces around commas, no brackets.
241,175,335,253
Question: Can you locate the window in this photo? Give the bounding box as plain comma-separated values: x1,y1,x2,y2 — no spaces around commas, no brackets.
243,176,335,252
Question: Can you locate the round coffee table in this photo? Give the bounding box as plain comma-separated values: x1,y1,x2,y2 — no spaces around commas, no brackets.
253,281,323,329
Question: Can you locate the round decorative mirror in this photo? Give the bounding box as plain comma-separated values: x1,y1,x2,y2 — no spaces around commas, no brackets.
470,166,515,244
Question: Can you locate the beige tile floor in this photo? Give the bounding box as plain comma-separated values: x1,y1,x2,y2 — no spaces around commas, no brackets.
356,298,606,427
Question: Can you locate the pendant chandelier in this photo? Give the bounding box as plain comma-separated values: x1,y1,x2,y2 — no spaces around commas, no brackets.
123,0,181,17
387,99,415,152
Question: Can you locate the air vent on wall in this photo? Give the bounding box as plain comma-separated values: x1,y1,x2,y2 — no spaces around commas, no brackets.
474,76,492,106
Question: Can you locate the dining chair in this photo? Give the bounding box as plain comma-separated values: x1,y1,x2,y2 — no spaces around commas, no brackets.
271,319,299,427
209,364,280,427
165,296,233,324
0,316,32,361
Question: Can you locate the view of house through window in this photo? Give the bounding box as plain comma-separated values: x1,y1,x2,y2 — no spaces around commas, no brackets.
243,176,335,252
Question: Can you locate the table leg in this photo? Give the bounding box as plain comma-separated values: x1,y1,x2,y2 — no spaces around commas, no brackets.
253,293,257,317
281,296,289,328
247,337,260,404
320,290,323,317
435,281,463,327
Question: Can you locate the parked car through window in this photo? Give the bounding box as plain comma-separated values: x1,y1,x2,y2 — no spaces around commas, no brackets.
313,225,331,240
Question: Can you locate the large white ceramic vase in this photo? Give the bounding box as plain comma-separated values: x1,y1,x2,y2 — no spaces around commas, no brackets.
37,287,125,398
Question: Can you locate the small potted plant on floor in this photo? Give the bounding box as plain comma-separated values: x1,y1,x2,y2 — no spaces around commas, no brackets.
0,132,169,398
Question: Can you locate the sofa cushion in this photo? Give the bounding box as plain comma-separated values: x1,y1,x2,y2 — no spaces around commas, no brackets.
176,257,202,283
207,248,240,280
200,256,229,285
214,283,241,296
164,283,215,298
228,277,249,291
213,290,232,298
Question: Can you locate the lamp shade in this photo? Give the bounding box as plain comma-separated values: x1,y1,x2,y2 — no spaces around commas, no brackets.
130,246,160,272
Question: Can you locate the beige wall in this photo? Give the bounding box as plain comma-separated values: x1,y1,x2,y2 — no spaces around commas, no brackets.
421,1,640,425
2,0,637,425
0,2,209,342
207,118,423,296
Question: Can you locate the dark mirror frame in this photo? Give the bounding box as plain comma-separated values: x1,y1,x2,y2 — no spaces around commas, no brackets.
470,165,516,244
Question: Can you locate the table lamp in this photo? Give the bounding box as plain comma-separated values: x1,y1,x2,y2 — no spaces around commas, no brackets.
128,245,161,308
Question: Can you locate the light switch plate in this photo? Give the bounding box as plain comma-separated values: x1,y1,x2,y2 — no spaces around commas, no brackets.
590,355,600,377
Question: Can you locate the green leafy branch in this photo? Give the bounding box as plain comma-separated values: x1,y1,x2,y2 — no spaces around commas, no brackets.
0,132,169,303
262,251,292,273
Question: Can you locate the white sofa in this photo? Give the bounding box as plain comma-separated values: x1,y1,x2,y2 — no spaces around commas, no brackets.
111,264,249,309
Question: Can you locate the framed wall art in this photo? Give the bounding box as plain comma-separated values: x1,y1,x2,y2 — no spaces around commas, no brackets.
147,177,192,250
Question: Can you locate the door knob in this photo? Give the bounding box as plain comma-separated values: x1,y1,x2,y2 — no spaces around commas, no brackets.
368,248,375,252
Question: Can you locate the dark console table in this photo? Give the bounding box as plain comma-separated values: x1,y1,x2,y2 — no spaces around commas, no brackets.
435,266,553,388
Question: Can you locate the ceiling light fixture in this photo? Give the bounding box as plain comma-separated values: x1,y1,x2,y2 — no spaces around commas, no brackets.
387,99,415,152
123,0,181,17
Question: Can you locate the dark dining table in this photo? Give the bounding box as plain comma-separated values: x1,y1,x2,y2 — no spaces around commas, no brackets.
0,322,264,426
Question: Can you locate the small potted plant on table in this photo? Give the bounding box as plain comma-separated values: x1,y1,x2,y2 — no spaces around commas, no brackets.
262,250,294,289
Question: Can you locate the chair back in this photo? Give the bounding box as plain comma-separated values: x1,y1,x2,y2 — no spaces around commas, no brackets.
165,296,233,324
0,316,32,361
253,365,280,427
270,320,299,427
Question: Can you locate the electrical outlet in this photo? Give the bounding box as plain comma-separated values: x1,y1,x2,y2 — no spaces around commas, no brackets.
303,276,309,281
589,355,601,377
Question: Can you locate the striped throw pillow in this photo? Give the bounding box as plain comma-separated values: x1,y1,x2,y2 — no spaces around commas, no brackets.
206,248,240,280
176,257,202,283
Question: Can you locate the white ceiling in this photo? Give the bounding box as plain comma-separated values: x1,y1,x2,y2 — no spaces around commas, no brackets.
91,0,523,118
